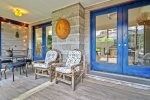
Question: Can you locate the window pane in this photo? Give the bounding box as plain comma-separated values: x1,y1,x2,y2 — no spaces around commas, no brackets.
96,12,117,64
35,28,42,56
128,5,150,66
46,26,52,51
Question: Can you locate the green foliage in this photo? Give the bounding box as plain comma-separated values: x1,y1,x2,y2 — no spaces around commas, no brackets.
47,35,52,49
96,37,114,42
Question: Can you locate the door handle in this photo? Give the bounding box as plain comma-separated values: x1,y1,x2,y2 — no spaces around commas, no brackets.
118,44,121,47
124,44,127,46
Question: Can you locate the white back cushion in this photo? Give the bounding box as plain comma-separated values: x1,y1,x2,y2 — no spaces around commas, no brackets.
66,50,81,67
45,50,58,65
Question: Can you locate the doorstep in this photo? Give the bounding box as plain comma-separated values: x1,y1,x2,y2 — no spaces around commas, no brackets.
88,70,150,90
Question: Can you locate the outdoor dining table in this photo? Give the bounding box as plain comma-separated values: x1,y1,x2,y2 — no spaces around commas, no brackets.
0,55,28,81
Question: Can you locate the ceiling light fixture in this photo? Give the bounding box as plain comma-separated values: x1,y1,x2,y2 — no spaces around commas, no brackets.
14,9,23,17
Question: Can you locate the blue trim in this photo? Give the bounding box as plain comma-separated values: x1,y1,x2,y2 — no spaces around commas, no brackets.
90,0,150,78
32,22,52,61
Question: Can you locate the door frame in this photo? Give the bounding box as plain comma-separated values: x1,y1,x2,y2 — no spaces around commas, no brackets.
32,22,52,61
90,0,150,78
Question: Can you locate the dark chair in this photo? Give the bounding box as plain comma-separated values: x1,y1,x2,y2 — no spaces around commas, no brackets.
17,48,32,69
0,64,7,80
0,59,13,79
6,61,27,81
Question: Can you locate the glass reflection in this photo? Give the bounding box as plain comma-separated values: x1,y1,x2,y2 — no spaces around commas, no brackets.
96,12,117,64
35,28,42,56
128,5,150,66
46,26,52,51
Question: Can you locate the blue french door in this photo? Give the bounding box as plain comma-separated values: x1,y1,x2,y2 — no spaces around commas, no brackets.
122,1,150,78
32,22,52,60
91,0,150,78
91,7,123,74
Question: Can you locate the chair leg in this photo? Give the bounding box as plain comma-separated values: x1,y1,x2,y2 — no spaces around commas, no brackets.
55,71,57,84
12,68,15,82
4,71,6,79
35,69,37,80
26,63,28,69
72,73,75,91
25,65,28,77
0,71,2,80
20,67,22,75
81,73,84,83
48,69,52,82
1,71,2,77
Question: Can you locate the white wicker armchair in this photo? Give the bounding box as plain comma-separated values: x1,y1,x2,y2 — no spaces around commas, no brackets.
54,50,84,90
32,50,60,82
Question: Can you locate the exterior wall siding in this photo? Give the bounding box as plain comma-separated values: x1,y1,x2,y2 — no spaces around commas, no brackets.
1,22,29,55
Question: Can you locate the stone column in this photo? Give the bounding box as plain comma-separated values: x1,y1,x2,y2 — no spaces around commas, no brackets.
52,3,85,60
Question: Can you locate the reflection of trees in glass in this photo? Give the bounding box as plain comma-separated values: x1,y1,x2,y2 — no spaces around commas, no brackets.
128,26,144,56
47,35,52,50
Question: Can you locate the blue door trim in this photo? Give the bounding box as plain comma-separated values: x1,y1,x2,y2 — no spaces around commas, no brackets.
32,22,52,61
90,0,150,78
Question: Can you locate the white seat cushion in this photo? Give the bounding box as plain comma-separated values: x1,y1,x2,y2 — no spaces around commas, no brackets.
33,63,48,69
56,66,80,73
1,69,5,72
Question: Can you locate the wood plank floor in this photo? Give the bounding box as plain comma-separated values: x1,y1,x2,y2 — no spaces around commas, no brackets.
1,67,150,100
0,67,49,100
26,77,150,100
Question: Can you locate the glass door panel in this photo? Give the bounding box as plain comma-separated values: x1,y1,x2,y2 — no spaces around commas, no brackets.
123,2,150,78
128,5,150,67
96,12,117,64
91,8,122,73
35,28,42,57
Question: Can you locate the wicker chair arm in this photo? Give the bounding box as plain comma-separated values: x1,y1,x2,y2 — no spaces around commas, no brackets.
52,62,65,67
71,62,83,70
48,60,59,65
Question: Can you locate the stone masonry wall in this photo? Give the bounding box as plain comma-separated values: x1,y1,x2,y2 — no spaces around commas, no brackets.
52,3,84,61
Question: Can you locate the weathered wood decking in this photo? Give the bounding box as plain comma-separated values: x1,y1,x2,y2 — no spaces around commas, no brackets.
0,68,49,100
0,68,150,100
